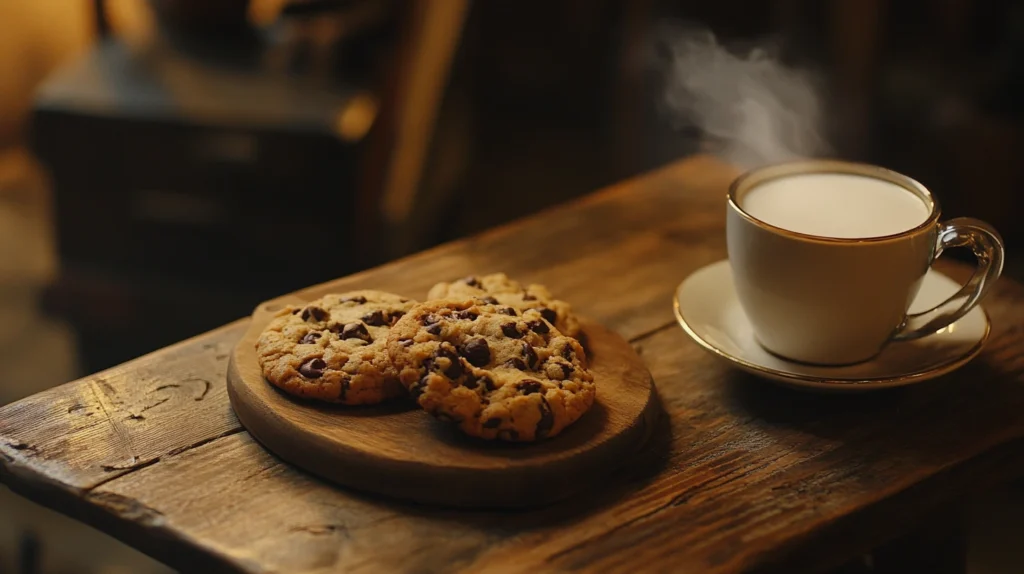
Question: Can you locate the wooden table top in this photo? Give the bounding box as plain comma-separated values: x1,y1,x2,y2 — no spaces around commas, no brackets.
3,156,1024,574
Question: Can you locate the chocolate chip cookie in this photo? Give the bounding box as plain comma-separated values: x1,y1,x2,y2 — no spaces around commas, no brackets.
256,291,417,404
387,299,595,441
426,273,581,337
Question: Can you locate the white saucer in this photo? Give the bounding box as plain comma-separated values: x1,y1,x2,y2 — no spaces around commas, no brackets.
673,260,990,391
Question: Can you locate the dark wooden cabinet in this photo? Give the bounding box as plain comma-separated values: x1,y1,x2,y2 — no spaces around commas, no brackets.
32,40,367,372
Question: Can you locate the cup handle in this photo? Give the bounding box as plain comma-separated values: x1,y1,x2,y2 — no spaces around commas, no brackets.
893,217,1004,341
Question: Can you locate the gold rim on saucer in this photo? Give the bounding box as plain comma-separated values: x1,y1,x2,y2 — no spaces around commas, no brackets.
672,277,991,388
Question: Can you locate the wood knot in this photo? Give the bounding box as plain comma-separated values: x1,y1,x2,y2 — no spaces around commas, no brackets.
1,440,39,456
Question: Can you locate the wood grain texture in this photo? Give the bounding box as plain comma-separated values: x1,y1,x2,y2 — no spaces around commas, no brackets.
2,156,1024,573
0,322,242,491
228,297,657,508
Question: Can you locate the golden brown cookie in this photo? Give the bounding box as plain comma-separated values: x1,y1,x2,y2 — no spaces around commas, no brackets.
426,273,581,337
387,299,595,441
256,290,417,404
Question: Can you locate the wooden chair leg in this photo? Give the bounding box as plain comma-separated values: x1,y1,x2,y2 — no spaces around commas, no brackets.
377,0,470,233
17,530,40,574
353,0,471,264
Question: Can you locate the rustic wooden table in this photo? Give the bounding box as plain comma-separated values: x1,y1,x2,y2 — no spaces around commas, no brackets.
2,156,1024,574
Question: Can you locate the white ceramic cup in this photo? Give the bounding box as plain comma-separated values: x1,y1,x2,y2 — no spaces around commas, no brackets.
726,160,1004,365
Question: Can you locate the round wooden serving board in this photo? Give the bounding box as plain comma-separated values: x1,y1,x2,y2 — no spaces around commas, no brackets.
227,292,658,509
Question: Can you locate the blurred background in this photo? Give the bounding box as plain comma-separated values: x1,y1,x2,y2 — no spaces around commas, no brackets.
0,0,1021,572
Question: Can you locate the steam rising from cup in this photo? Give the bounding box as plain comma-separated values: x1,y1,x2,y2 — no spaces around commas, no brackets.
655,25,831,169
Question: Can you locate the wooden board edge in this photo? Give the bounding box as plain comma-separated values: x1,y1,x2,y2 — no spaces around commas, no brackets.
227,308,660,509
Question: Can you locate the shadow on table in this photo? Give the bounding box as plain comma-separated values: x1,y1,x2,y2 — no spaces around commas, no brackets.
328,387,675,530
712,353,1024,574
721,349,1024,471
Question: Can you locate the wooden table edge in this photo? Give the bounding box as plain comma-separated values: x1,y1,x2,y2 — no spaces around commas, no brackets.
0,444,247,573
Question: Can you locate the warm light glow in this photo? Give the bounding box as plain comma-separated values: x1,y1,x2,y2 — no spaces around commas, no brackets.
334,93,378,142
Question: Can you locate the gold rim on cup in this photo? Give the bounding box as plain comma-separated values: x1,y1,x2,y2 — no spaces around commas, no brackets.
727,159,943,244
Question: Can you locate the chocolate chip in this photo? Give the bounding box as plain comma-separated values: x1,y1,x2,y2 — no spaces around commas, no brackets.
483,417,502,429
522,342,539,369
480,296,499,305
341,295,367,304
535,397,554,440
341,322,372,343
518,379,543,394
361,310,387,326
444,360,464,380
501,322,524,338
464,374,493,390
562,344,576,361
389,311,405,325
539,308,558,324
522,292,538,301
301,306,329,322
299,332,322,344
544,361,572,380
460,337,491,367
499,306,518,316
504,358,528,371
461,276,482,288
339,377,351,401
422,313,444,334
443,360,464,380
298,358,326,378
432,344,464,379
498,429,520,441
291,308,301,315
528,319,549,334
559,362,572,379
455,310,478,321
399,337,415,347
